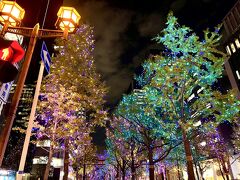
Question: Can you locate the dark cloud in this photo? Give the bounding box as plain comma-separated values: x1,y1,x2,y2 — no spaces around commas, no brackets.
75,1,136,104
137,13,165,37
64,0,143,105
63,0,238,106
170,0,187,13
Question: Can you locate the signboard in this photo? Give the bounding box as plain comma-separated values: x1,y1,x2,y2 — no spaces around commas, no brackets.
40,41,51,74
0,81,13,115
0,82,13,102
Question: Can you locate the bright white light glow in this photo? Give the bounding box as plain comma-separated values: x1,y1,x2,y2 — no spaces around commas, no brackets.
235,39,240,48
188,94,195,102
0,170,9,175
200,141,207,146
236,71,240,80
193,121,201,127
62,10,71,18
231,43,236,53
226,45,231,55
206,103,211,109
197,87,204,94
11,6,20,19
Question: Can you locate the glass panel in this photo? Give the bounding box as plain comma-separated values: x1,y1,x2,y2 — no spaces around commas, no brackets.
11,22,16,26
68,22,74,28
59,21,65,31
2,15,9,21
69,27,74,32
0,16,4,22
11,6,20,19
9,17,15,23
62,20,70,26
62,9,71,19
2,4,12,13
71,13,77,23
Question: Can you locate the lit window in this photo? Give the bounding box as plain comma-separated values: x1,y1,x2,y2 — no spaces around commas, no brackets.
231,43,236,53
236,70,240,79
226,45,231,55
235,39,240,48
187,94,195,102
191,112,199,118
36,140,51,147
33,156,48,164
206,103,211,109
197,87,204,94
51,157,63,167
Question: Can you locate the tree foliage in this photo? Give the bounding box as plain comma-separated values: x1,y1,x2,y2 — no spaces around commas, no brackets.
37,24,107,179
111,12,240,179
134,12,240,179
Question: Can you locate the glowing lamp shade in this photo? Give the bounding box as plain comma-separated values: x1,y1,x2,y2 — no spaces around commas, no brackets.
0,1,25,27
55,6,81,33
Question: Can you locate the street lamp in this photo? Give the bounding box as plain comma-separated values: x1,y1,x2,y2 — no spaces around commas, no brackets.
0,0,81,171
55,6,81,38
0,0,25,34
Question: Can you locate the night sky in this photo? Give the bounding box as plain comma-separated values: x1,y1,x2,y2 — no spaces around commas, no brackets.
15,0,238,107
62,0,237,107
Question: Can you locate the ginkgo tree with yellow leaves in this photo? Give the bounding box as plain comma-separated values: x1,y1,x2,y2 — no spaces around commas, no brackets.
37,24,108,180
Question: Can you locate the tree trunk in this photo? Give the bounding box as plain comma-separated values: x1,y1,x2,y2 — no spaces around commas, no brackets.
76,170,80,180
43,143,53,180
44,121,57,180
131,166,136,180
227,156,234,180
131,149,136,180
217,158,226,180
148,148,155,180
122,159,126,180
176,159,181,180
83,163,86,180
193,160,200,180
221,157,230,180
182,128,195,180
197,163,204,180
116,165,120,180
122,170,126,180
63,137,69,180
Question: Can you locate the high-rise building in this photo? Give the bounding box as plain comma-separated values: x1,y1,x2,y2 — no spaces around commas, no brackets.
2,84,35,171
222,0,240,95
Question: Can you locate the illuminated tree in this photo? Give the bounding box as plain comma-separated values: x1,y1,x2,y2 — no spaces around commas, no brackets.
137,12,240,179
193,129,231,180
106,131,130,180
71,140,97,180
106,116,145,180
190,129,214,180
115,89,182,180
231,121,240,172
232,121,240,153
37,24,107,180
163,143,186,180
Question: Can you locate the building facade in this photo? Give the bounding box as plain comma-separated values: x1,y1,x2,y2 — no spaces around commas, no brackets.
223,0,240,95
2,84,35,171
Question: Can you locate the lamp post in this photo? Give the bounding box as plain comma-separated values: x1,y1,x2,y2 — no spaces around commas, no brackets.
0,0,81,167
